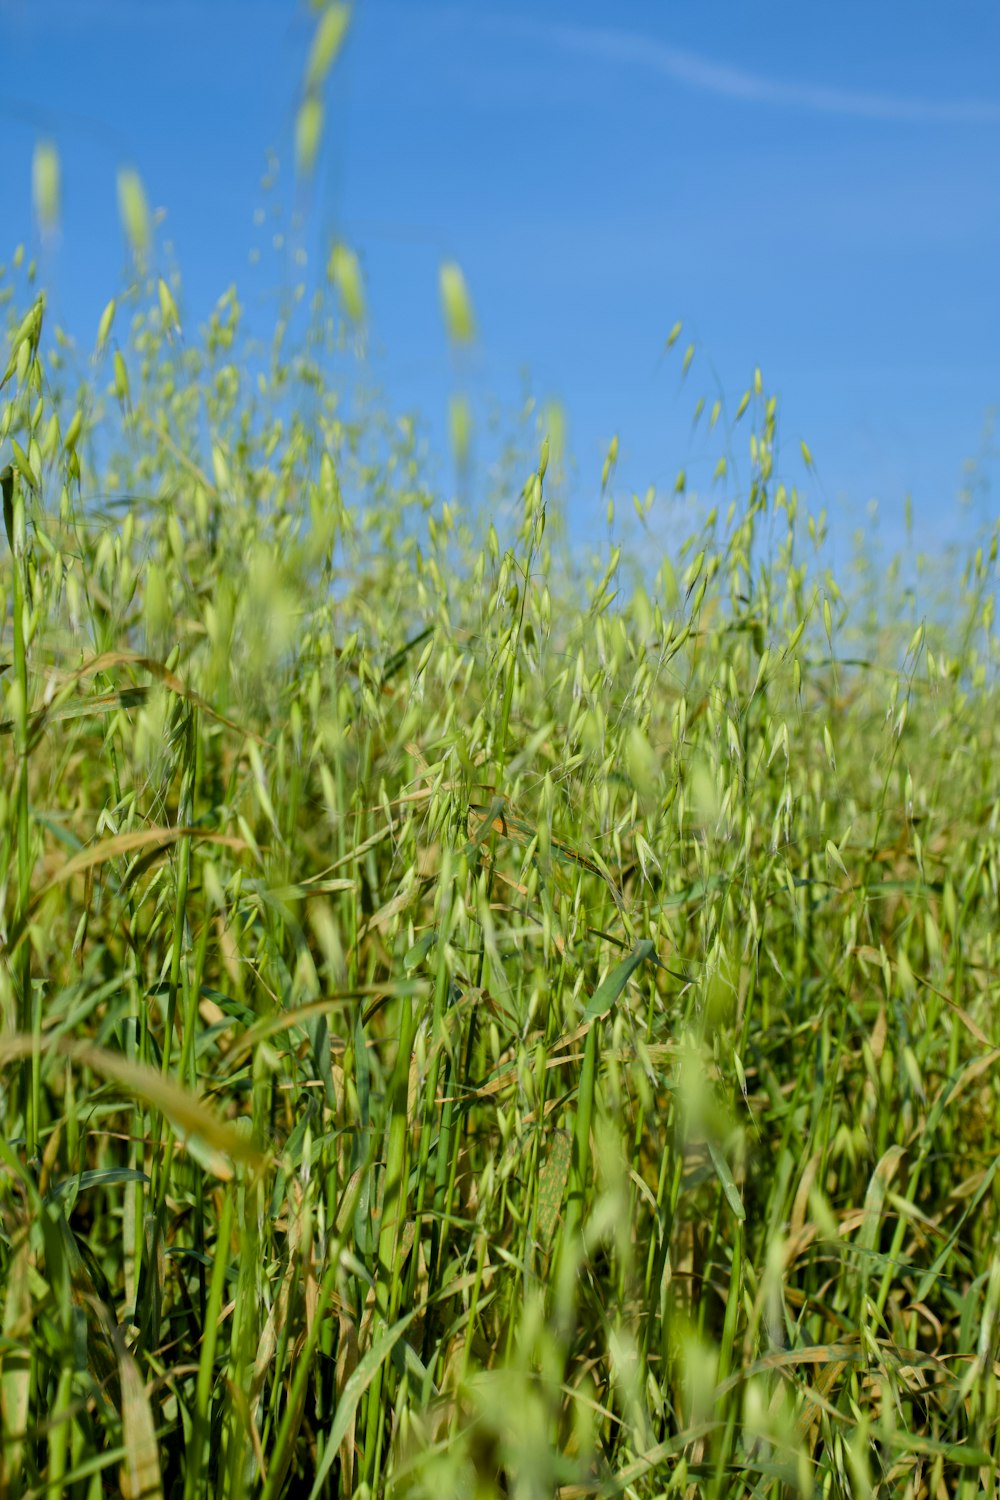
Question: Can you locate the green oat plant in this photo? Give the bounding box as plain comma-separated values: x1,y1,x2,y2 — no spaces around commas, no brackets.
1,164,1000,1500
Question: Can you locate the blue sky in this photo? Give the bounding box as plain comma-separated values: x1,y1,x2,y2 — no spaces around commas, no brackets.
2,0,998,558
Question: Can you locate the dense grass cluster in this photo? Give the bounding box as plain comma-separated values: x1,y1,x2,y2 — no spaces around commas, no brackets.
0,226,998,1500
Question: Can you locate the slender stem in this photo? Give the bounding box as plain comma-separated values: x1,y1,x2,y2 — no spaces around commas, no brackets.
6,467,36,1161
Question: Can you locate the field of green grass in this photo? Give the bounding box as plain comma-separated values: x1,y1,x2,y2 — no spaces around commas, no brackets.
2,119,999,1500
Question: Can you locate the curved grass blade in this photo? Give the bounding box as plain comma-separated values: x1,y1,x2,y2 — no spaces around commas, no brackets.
581,938,655,1023
2,826,248,956
0,1037,263,1177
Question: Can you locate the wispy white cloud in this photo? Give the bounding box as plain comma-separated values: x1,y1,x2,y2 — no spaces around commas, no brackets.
487,16,1000,126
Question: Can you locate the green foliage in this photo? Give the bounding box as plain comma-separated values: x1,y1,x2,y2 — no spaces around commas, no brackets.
0,188,998,1500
